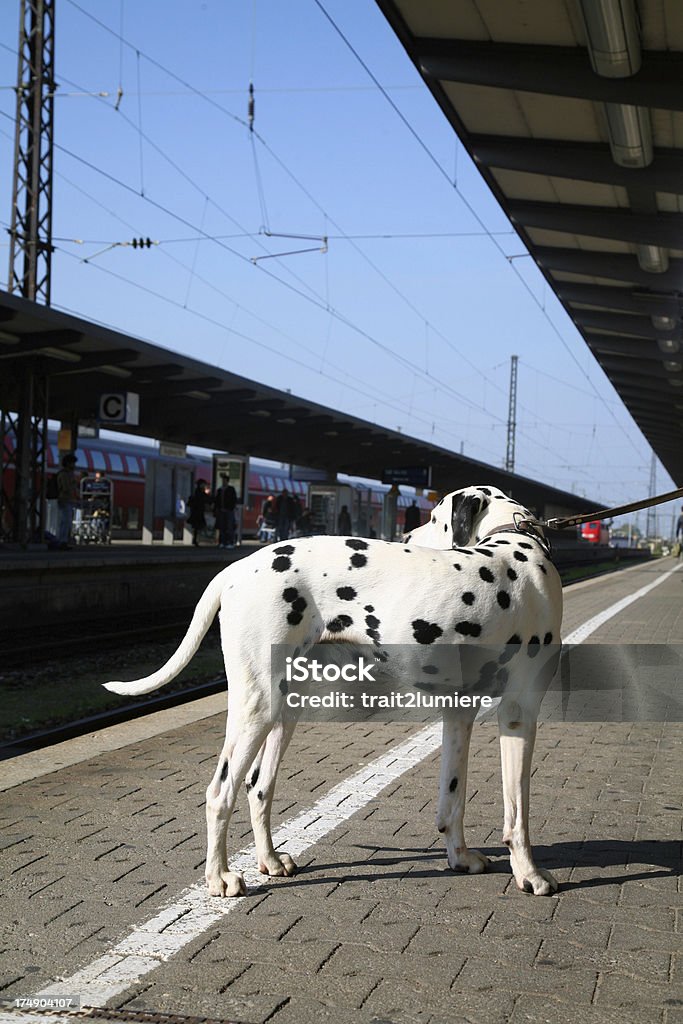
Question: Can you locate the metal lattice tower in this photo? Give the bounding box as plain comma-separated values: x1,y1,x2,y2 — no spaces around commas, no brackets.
505,355,518,473
1,0,54,545
8,0,56,304
646,450,657,539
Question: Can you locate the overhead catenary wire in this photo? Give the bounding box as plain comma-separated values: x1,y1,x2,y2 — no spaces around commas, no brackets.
0,14,641,493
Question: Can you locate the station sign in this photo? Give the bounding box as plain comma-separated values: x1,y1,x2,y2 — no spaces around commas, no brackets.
99,392,140,425
159,441,187,459
381,465,432,488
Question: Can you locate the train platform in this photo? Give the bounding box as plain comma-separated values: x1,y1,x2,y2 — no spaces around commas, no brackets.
1,558,682,1024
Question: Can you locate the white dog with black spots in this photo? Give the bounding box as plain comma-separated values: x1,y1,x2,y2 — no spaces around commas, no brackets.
105,485,562,898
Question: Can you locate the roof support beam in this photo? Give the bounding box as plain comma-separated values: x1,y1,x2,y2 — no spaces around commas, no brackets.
418,40,683,112
536,248,683,289
471,136,683,194
509,201,683,249
577,311,681,341
555,282,683,317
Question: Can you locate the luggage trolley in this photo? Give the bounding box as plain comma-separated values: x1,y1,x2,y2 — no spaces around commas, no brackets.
74,472,113,544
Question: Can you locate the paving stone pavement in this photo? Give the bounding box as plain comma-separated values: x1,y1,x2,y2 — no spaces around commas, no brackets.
1,559,682,1024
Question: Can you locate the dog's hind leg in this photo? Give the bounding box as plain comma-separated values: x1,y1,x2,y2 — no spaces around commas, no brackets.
497,696,558,896
437,708,489,873
205,698,272,897
246,718,298,877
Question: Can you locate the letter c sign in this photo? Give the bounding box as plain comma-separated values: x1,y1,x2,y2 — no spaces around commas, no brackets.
98,392,140,425
100,393,124,421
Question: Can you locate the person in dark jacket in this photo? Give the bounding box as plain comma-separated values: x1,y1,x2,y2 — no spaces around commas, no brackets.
404,500,422,533
187,480,209,546
214,474,237,549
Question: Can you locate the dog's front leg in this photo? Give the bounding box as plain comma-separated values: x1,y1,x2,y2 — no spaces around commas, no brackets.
246,719,298,878
497,697,558,896
437,708,489,873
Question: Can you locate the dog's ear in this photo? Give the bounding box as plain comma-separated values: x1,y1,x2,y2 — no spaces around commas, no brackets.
451,493,481,547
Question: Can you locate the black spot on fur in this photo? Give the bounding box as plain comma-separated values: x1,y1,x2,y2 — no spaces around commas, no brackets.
461,591,476,606
414,681,436,692
220,760,229,783
337,586,357,601
257,790,263,801
365,613,381,642
496,667,509,685
443,523,448,532
250,766,260,789
326,614,353,633
274,545,295,555
495,539,511,545
499,634,521,664
449,776,458,792
282,587,298,602
528,635,540,659
519,542,533,550
497,590,511,609
507,568,518,581
544,632,553,645
350,553,367,568
345,538,368,551
365,604,375,612
272,555,291,572
453,563,462,571
453,547,474,555
431,515,436,524
422,664,439,675
479,566,495,583
455,621,482,637
538,563,548,575
513,551,528,563
412,619,443,644
478,488,492,496
477,547,494,557
279,677,289,694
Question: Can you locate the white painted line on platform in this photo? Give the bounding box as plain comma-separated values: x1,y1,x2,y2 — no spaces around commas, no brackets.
563,561,682,645
4,560,680,1018
25,724,442,1010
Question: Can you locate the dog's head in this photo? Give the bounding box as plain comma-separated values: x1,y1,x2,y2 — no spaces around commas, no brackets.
405,485,534,549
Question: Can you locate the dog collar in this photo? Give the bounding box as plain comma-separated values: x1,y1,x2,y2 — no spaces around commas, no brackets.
478,514,552,558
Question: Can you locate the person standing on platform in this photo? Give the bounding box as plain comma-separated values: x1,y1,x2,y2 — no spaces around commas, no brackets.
215,474,237,549
337,504,352,535
56,453,79,550
187,480,209,547
276,487,294,541
404,500,422,533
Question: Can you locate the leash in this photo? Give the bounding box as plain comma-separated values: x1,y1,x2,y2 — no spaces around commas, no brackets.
544,486,683,531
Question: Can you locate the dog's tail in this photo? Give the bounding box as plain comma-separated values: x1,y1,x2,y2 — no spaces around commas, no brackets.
103,570,227,697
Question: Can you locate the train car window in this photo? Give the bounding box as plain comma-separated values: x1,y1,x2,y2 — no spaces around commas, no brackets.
127,506,140,529
90,449,107,471
109,453,124,474
75,447,88,469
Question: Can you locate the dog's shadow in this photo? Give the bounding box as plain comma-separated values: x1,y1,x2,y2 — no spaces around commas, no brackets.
259,839,680,894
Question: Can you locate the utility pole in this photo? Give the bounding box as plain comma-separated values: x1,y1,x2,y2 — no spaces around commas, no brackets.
646,450,657,539
1,0,55,546
505,355,518,473
8,0,56,303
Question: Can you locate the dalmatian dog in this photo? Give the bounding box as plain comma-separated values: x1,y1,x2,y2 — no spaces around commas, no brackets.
104,485,562,898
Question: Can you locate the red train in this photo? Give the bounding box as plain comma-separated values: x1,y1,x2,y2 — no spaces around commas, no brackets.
4,431,434,540
580,520,610,545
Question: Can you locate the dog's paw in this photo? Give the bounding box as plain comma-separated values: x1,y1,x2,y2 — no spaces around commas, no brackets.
206,869,247,898
258,851,297,877
447,847,490,874
515,866,558,896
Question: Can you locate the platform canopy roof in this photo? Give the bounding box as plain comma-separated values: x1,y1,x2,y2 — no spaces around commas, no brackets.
0,288,595,516
376,0,683,486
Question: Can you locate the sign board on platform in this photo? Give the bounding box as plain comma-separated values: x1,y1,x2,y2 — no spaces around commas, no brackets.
381,466,432,488
99,392,140,425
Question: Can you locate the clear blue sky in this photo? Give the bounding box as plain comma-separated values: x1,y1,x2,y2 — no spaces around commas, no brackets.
0,0,678,535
